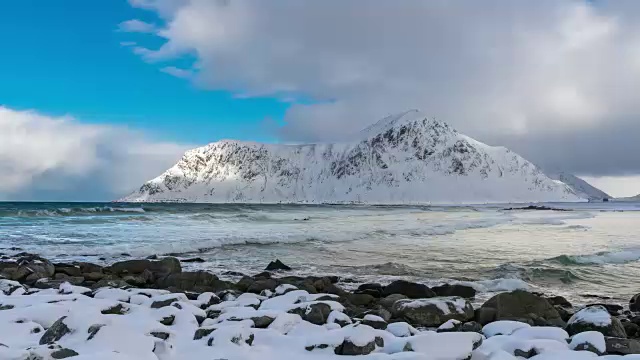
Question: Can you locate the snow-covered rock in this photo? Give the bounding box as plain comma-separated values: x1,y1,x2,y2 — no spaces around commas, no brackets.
121,110,581,204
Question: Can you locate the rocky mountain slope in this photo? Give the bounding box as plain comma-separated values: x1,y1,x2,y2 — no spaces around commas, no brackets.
546,172,610,201
121,110,581,204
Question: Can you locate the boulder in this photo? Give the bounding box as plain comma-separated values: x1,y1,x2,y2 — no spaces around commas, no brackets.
606,337,640,355
349,293,376,306
392,297,474,327
1,254,54,283
461,321,483,333
78,262,103,274
289,303,332,325
432,284,476,298
246,279,279,294
569,331,606,355
265,259,291,271
382,280,435,299
380,294,408,309
54,264,82,277
546,295,572,308
155,271,231,293
361,314,387,329
39,317,71,345
50,348,79,359
566,305,626,338
624,322,640,338
480,290,564,326
631,293,640,312
355,283,384,298
108,257,181,278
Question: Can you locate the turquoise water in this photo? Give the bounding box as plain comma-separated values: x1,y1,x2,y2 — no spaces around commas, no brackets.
1,201,640,304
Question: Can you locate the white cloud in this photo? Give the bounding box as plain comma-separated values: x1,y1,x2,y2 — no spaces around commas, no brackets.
128,0,640,185
118,19,158,33
160,66,193,79
0,107,189,201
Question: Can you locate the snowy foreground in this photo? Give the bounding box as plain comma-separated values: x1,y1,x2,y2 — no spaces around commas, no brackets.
0,279,638,360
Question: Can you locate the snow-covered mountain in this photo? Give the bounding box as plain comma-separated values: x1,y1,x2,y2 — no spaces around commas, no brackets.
546,172,610,201
121,110,582,204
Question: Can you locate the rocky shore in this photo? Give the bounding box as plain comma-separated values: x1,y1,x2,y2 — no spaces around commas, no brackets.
1,253,640,359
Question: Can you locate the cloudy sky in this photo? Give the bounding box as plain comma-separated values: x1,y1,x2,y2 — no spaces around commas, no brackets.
1,0,640,200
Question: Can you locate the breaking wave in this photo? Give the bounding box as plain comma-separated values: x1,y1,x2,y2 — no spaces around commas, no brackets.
3,206,147,217
548,249,640,265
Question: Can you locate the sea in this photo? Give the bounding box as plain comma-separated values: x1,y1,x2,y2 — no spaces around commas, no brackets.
1,201,640,305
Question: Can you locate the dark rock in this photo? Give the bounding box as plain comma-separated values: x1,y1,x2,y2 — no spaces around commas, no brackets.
336,335,381,355
78,262,103,274
87,324,103,340
631,293,640,312
361,316,387,329
251,316,275,328
606,337,640,355
156,271,231,293
50,348,79,359
247,279,279,294
475,307,497,325
109,257,181,278
382,280,435,299
555,305,575,322
150,331,170,340
350,293,376,306
53,274,85,286
546,295,572,308
54,264,82,277
289,303,332,325
160,315,175,326
182,257,206,263
355,283,384,297
480,290,564,326
566,306,627,338
380,294,408,310
146,255,158,260
461,321,483,333
572,341,603,355
236,276,255,292
1,254,55,283
624,322,640,338
40,317,71,345
92,279,130,289
193,328,215,340
223,271,246,277
432,284,476,299
589,303,624,316
392,297,474,327
101,304,127,315
436,319,462,332
151,297,182,309
83,272,105,282
252,271,272,280
265,259,291,271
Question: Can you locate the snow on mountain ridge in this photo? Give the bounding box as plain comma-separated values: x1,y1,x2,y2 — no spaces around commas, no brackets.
121,111,581,204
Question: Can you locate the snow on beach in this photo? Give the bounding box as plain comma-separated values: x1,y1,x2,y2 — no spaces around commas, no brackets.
0,277,638,359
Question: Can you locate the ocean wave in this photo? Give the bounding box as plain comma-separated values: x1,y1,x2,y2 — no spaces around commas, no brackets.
548,250,640,265
461,278,530,293
5,206,147,217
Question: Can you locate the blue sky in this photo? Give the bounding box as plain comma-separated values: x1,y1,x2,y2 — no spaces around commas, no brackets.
0,0,287,145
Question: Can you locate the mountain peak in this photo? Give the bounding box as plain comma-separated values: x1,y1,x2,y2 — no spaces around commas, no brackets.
121,112,582,204
358,109,450,140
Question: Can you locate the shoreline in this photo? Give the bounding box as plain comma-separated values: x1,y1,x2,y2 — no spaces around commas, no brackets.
2,253,640,358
